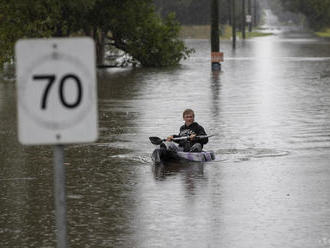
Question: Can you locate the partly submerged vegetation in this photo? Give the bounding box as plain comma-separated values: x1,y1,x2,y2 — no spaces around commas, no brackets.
179,25,272,39
315,28,330,38
237,31,273,39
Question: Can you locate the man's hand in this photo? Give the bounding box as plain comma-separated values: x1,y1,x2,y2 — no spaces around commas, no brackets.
166,136,173,141
189,134,196,140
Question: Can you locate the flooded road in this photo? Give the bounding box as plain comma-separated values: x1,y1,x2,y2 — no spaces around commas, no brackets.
1,30,330,247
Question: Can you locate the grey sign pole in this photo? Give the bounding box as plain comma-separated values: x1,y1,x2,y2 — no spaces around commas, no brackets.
16,37,98,248
54,144,67,248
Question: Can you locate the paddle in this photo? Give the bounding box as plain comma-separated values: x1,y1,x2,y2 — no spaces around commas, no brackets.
149,135,213,145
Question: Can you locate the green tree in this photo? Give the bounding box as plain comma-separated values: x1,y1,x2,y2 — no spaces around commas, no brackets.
0,0,192,67
90,0,193,66
0,0,95,65
279,0,330,30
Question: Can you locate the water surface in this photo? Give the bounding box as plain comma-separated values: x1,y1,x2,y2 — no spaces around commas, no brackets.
1,31,330,247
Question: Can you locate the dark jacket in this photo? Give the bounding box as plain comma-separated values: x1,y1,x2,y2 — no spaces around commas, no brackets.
173,122,208,148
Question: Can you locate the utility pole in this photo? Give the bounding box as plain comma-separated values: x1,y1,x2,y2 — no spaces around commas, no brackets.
211,0,222,70
241,0,246,39
232,0,236,49
228,0,232,25
253,0,257,27
247,0,252,32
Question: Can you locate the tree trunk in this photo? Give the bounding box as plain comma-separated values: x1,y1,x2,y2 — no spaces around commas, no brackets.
248,0,252,32
232,0,236,49
55,23,63,37
98,31,106,66
93,28,105,66
253,0,257,27
241,0,246,39
228,0,232,25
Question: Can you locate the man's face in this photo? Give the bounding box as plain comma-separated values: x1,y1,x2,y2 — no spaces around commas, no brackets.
183,113,194,126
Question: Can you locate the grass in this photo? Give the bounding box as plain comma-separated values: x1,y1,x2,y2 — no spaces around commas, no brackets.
315,28,330,38
239,31,273,38
179,25,211,39
179,24,273,39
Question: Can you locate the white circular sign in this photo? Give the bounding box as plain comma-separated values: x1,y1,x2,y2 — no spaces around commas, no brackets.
19,53,93,130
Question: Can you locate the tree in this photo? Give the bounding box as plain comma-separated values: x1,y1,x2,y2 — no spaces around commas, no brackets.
0,0,95,65
0,0,192,67
154,0,231,25
279,0,330,30
94,0,193,66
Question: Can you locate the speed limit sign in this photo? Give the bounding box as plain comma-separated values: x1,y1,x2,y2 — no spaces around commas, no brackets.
15,38,98,145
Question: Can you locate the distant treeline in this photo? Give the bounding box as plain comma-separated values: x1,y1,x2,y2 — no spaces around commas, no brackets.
154,0,261,26
280,0,330,30
154,0,228,25
268,0,330,30
155,0,330,31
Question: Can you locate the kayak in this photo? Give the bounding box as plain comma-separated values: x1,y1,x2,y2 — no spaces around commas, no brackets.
177,150,215,161
151,148,215,163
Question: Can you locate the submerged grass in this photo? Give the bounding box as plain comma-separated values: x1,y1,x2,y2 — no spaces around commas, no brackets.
315,28,330,38
239,31,273,38
179,25,211,39
179,24,273,39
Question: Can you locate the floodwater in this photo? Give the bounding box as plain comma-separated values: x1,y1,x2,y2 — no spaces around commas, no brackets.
1,29,330,248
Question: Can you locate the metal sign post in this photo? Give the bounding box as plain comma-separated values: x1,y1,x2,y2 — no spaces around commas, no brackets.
54,145,67,248
15,37,98,248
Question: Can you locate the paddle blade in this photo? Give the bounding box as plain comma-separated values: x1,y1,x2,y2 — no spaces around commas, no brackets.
149,136,163,145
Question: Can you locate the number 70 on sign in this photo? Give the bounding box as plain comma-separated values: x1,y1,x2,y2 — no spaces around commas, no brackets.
15,38,98,145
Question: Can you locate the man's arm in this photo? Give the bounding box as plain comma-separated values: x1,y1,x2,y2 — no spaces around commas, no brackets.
195,125,208,145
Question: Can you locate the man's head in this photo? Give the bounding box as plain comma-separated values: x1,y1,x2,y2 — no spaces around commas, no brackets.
182,109,195,126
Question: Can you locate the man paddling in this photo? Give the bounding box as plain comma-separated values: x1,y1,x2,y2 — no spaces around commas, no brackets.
166,109,208,152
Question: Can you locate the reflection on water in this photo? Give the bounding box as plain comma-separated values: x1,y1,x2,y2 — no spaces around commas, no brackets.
152,161,205,180
1,30,330,247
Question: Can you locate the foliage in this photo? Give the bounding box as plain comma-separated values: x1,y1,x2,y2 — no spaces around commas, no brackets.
279,0,330,30
125,13,194,67
267,0,304,26
0,0,95,65
100,1,194,66
154,0,231,25
0,0,192,67
154,0,262,31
